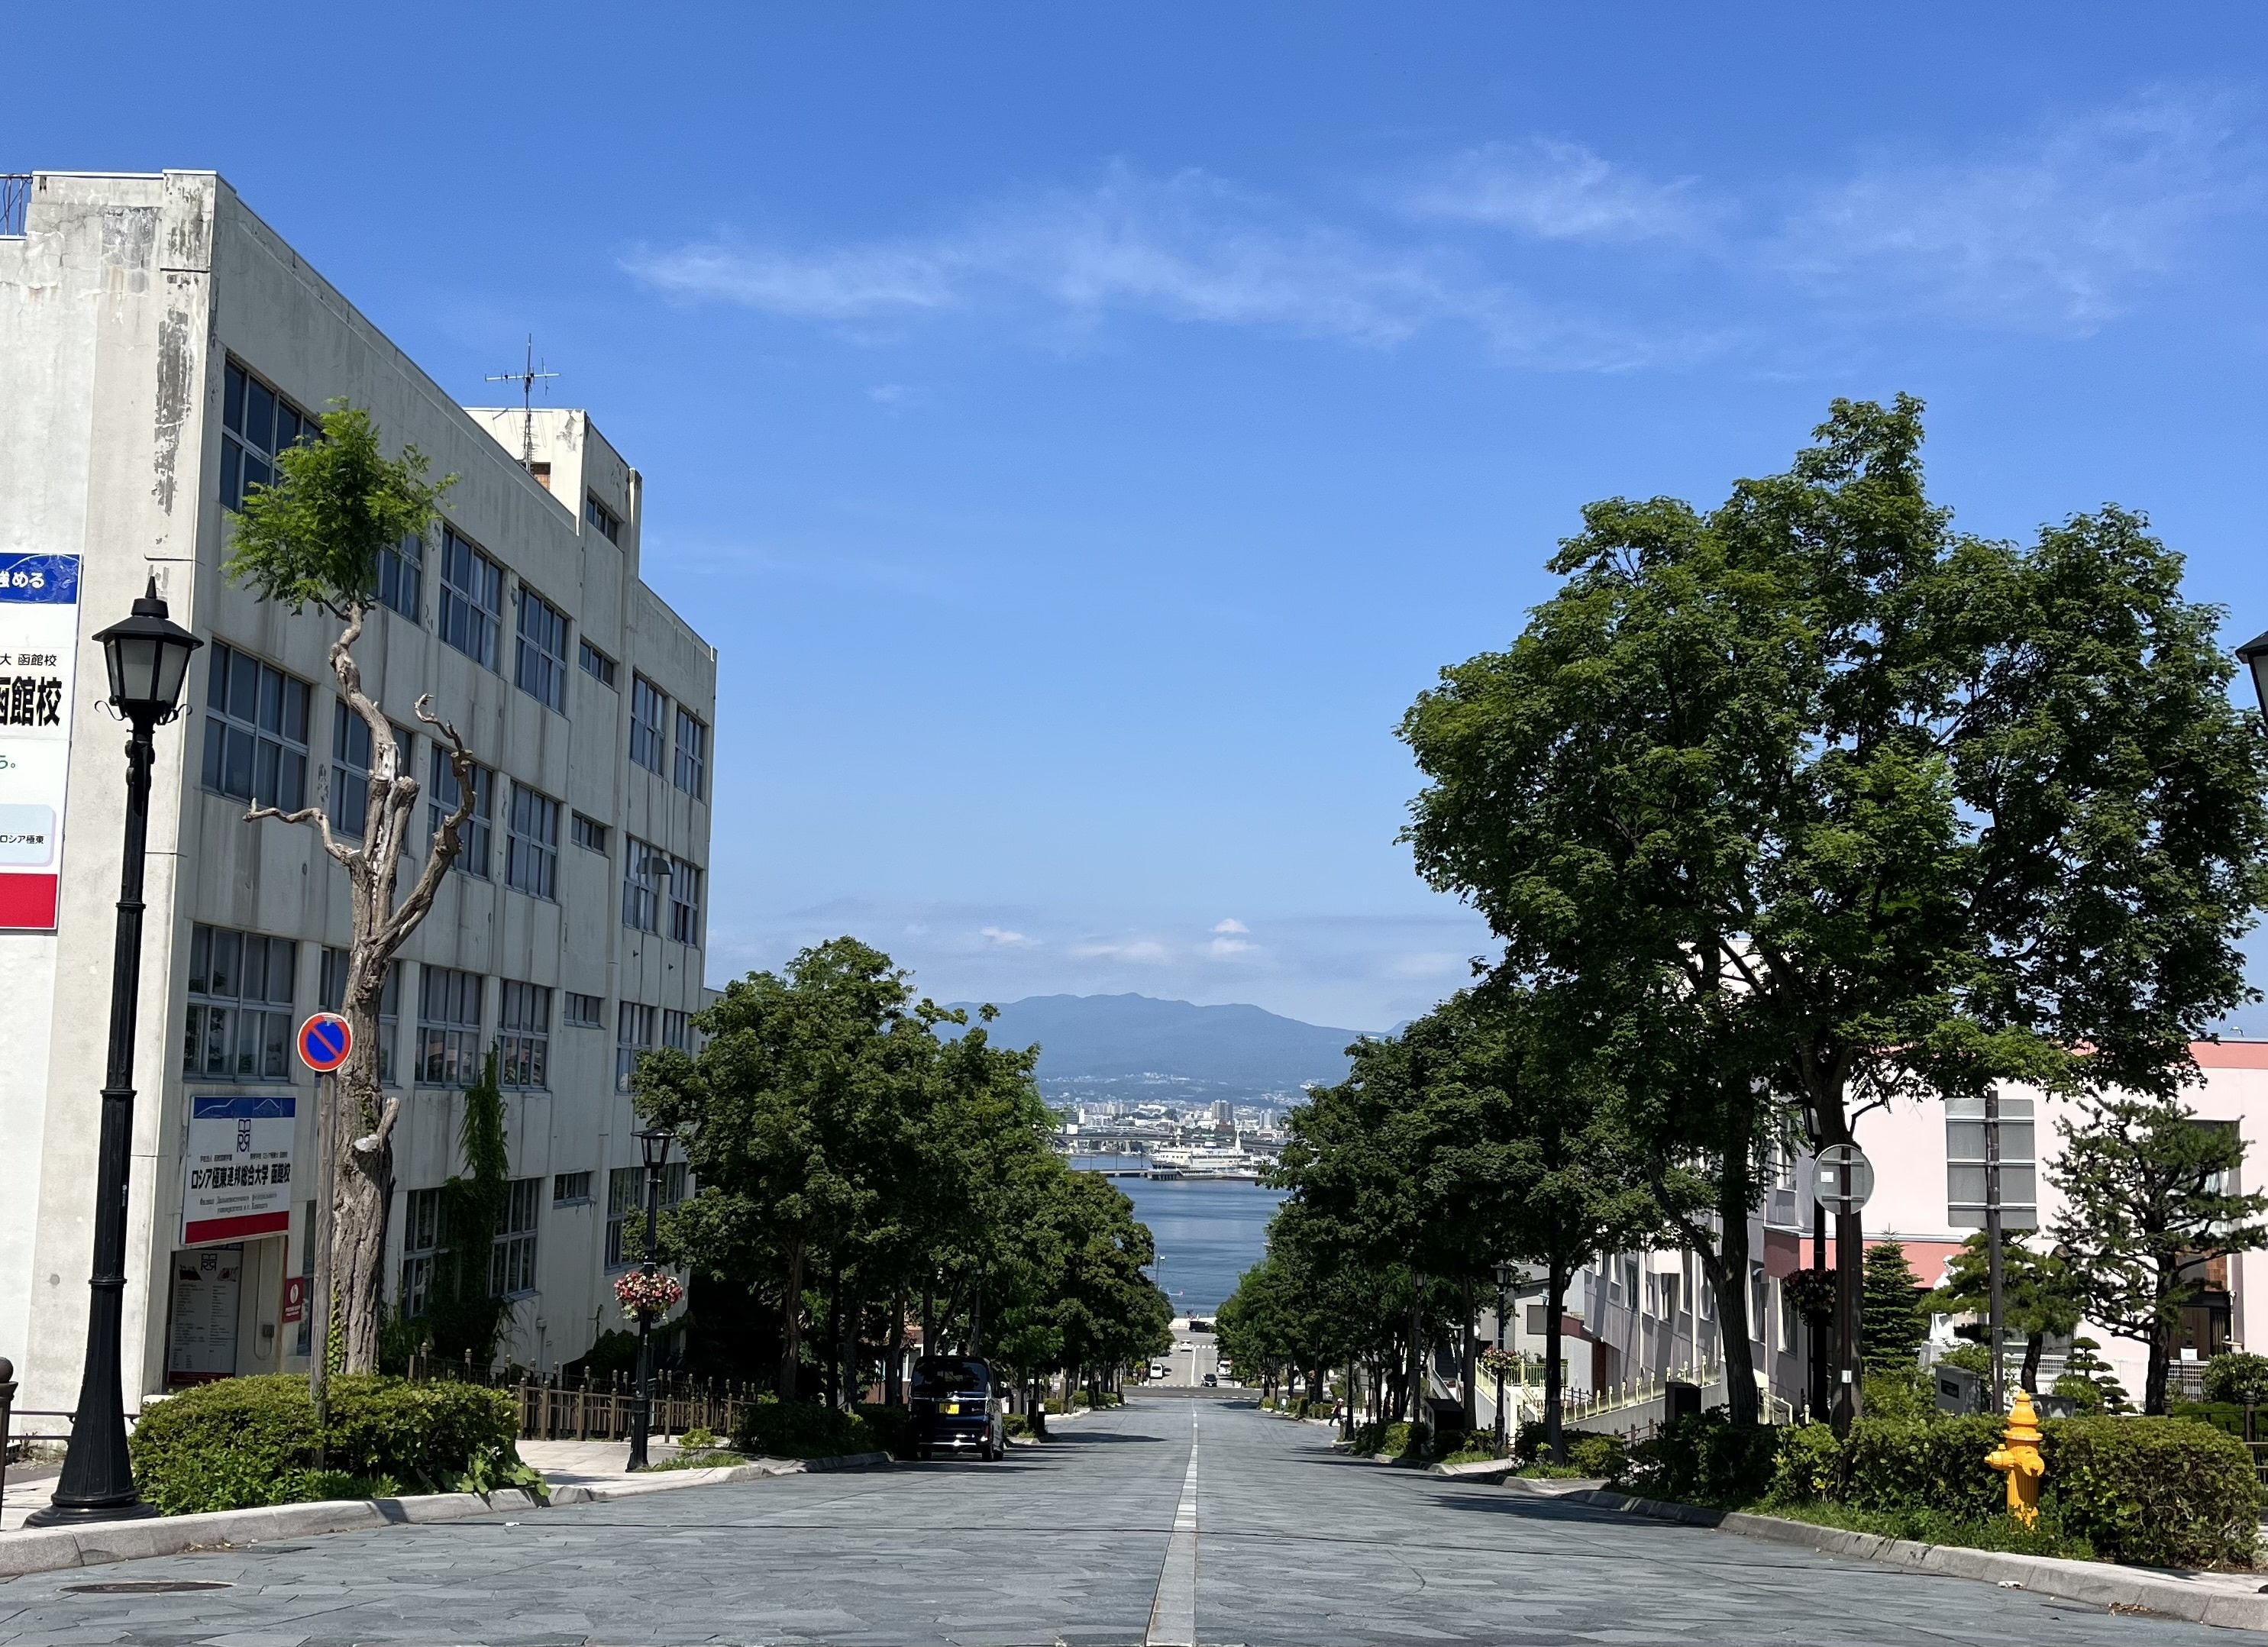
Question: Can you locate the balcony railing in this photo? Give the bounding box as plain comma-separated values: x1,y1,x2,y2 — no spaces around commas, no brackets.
1,176,27,237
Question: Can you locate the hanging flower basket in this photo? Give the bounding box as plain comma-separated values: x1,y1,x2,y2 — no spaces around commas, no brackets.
614,1269,683,1319
1478,1345,1524,1378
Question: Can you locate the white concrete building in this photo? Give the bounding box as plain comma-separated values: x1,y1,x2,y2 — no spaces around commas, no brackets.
1500,1041,2268,1427
0,170,716,1416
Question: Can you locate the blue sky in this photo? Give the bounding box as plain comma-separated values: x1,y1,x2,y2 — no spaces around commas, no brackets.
11,5,2266,1029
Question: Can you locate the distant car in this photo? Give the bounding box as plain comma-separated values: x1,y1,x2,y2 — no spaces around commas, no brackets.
1201,1373,1218,1387
909,1355,1009,1461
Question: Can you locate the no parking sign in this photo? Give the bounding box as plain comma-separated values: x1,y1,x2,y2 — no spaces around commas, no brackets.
297,1012,352,1074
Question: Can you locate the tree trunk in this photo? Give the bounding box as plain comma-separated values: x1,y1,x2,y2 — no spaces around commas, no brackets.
838,1270,860,1410
2020,1332,2044,1394
886,1284,906,1406
1405,1275,1426,1432
824,1262,845,1410
1543,1257,1568,1465
1460,1274,1478,1435
777,1239,806,1400
1700,1143,1761,1428
2147,1271,2173,1416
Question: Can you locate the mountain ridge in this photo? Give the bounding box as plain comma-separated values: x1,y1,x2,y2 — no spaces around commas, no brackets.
948,992,1371,1094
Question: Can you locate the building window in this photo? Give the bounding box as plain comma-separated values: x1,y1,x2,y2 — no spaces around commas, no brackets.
416,967,483,1087
428,748,494,877
183,925,296,1080
585,494,622,543
579,641,617,689
616,1000,655,1093
378,530,422,622
515,586,570,712
498,980,551,1090
554,1171,593,1205
318,948,401,1085
673,709,707,799
564,990,603,1028
662,1009,691,1051
438,527,503,670
201,644,310,811
629,677,667,773
490,1177,540,1297
605,1160,687,1268
621,838,664,933
570,812,609,854
668,859,701,946
329,702,411,841
399,1187,444,1317
219,360,317,512
506,783,559,899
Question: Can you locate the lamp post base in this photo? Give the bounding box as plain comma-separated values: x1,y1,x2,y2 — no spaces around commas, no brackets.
24,1494,159,1527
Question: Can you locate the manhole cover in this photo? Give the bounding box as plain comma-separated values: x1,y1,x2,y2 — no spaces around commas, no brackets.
63,1580,234,1594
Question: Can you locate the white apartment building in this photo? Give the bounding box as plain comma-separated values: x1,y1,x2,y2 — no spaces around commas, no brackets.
1492,1041,2268,1427
0,171,716,1415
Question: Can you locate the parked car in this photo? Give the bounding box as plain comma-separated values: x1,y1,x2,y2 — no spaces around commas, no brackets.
909,1355,1009,1461
1201,1373,1218,1387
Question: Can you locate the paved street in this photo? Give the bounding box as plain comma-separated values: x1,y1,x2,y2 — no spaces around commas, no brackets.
0,1395,2246,1645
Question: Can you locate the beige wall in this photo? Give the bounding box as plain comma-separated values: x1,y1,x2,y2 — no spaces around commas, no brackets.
0,171,719,1410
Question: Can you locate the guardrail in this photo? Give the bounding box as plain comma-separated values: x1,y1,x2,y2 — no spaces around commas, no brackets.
405,1354,756,1442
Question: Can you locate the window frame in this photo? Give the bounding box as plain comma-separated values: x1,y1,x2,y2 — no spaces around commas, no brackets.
219,358,318,514
667,857,701,946
584,493,622,544
621,838,664,933
200,644,312,813
415,966,484,1087
673,707,707,799
514,584,570,712
570,812,609,854
615,1000,656,1093
498,980,551,1090
564,990,604,1028
628,677,667,773
437,525,504,670
183,925,298,1083
490,1177,541,1297
578,640,618,689
505,783,560,900
378,528,423,623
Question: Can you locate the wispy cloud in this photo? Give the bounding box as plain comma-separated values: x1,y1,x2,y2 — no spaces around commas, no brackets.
625,165,1667,368
981,925,1036,948
1212,918,1249,934
1073,937,1170,963
1775,92,2258,332
1402,139,1716,244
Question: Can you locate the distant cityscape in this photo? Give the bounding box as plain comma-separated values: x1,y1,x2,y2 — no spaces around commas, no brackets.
1050,1093,1291,1181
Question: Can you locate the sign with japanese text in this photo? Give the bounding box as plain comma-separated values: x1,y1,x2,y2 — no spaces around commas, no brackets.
181,1093,296,1246
0,552,80,931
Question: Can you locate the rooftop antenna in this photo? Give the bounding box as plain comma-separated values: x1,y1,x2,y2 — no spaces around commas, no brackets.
485,335,558,469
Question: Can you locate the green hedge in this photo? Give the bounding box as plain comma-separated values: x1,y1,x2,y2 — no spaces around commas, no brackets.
731,1399,884,1459
1513,1423,1627,1478
130,1374,535,1515
1743,1414,2260,1571
1620,1413,1775,1504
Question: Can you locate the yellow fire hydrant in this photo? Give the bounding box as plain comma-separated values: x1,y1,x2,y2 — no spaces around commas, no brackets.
1985,1388,2047,1529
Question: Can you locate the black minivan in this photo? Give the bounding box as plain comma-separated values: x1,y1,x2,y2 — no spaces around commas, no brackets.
909,1355,1009,1461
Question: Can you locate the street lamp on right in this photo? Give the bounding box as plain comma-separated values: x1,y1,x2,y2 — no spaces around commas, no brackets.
625,1125,673,1471
2237,629,2268,723
1492,1259,1517,1458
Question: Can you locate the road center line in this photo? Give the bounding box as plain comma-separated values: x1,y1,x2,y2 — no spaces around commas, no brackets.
1146,1407,1199,1647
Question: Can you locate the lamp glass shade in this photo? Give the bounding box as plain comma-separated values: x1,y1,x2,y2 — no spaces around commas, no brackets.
93,580,202,719
638,1127,671,1170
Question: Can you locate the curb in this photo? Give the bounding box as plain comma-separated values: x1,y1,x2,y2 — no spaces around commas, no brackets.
1548,1487,2268,1631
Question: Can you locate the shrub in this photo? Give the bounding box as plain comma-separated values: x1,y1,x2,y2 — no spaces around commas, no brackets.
1770,1423,1842,1503
1349,1419,1413,1456
1836,1415,2008,1519
677,1425,720,1452
2205,1352,2268,1409
1511,1422,1623,1475
732,1399,881,1459
2047,1417,2260,1569
853,1402,913,1458
131,1374,533,1515
1616,1413,1766,1503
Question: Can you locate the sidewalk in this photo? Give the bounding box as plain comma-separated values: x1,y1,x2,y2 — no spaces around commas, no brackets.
0,1466,60,1533
518,1438,684,1489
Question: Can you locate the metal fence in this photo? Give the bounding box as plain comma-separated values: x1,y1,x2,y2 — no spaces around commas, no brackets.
404,1354,755,1442
1,176,28,237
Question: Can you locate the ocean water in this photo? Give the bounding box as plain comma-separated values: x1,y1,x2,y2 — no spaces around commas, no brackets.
1084,1167,1287,1318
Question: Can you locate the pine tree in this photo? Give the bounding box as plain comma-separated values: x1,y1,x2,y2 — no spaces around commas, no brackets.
1860,1242,1928,1374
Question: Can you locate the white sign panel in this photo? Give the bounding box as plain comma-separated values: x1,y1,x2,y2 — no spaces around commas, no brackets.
181,1094,296,1246
1946,1094,2037,1230
0,552,79,931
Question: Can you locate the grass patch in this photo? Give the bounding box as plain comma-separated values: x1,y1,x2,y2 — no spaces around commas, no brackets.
1749,1497,2095,1561
642,1448,748,1472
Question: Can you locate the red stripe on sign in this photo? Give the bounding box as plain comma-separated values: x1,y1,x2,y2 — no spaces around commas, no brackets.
184,1212,290,1245
0,874,58,930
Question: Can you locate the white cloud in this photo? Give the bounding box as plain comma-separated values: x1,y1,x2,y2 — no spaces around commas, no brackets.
1212,918,1249,934
1072,938,1170,963
1207,935,1258,958
1403,139,1714,244
981,925,1035,948
625,164,1665,369
1775,92,2257,332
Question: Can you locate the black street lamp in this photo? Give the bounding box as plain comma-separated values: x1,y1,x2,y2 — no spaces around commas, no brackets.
625,1125,671,1471
2238,629,2268,725
28,579,200,1527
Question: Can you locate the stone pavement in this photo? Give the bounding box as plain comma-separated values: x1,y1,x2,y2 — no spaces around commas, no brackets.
0,1396,2250,1644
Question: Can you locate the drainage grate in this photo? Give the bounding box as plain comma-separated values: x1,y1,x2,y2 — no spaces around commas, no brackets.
63,1580,234,1594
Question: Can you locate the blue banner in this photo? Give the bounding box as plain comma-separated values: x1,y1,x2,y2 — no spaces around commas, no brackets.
0,555,80,606
191,1095,297,1120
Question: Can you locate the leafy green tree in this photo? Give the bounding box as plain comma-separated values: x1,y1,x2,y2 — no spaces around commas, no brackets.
2050,1093,2268,1413
1924,1234,2083,1393
1859,1242,1927,1375
2057,1336,2131,1415
1401,395,2268,1423
224,402,472,1373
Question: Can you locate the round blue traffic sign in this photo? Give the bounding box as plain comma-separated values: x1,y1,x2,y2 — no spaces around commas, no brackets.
298,1012,353,1074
